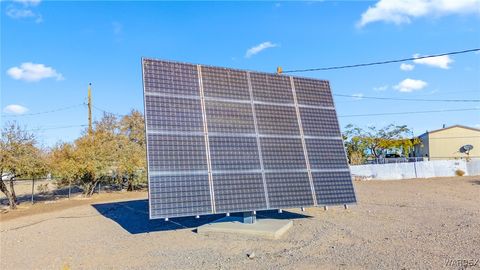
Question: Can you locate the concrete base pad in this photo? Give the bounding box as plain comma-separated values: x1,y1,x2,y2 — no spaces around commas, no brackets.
197,217,293,239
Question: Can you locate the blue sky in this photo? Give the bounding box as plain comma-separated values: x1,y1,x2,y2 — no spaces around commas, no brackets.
1,0,480,146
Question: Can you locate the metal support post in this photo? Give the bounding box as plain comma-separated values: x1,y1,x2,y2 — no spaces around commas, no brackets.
31,178,35,204
68,179,72,199
242,211,256,224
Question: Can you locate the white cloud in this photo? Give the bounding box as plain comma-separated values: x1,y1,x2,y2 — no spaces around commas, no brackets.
400,63,415,71
245,41,278,58
6,0,42,22
6,8,35,19
14,0,42,6
394,78,427,92
413,53,453,69
373,85,389,91
7,62,64,82
3,104,29,115
357,0,480,27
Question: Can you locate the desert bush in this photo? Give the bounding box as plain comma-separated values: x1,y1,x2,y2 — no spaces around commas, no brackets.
349,151,365,165
37,183,49,194
49,111,146,196
455,169,465,176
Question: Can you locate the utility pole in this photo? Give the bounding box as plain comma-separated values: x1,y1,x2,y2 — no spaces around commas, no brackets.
88,83,92,135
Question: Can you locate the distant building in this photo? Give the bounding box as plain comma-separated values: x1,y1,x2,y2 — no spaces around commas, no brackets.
413,125,480,160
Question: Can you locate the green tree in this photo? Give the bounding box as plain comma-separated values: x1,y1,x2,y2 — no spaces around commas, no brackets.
49,113,122,196
342,132,368,165
49,111,147,196
343,124,420,161
117,109,146,190
116,137,146,191
0,122,48,209
48,142,78,187
120,109,145,147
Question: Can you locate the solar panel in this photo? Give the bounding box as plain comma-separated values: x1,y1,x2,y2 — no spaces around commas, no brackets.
143,58,356,219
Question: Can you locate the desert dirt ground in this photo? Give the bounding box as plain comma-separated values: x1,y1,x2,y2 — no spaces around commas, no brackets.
1,176,479,270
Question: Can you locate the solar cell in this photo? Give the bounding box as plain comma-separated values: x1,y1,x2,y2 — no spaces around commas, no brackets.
293,77,334,107
299,107,342,137
149,174,212,217
143,59,199,97
212,173,267,213
306,138,350,170
202,67,251,100
255,104,300,135
209,136,261,171
143,58,356,219
205,100,256,134
146,134,208,171
145,95,204,133
260,137,307,170
312,171,356,205
265,172,314,208
250,72,294,104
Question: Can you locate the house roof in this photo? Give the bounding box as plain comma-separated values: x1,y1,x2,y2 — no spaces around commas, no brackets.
418,125,480,137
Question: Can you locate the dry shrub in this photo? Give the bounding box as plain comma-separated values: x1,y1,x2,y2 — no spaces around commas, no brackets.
349,151,365,165
37,183,49,194
455,169,465,176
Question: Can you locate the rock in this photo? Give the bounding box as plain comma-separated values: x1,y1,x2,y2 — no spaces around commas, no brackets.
247,252,255,259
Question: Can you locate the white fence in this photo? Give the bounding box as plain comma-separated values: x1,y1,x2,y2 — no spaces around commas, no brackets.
350,159,480,180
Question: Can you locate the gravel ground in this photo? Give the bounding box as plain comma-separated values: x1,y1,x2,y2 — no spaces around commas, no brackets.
1,176,479,270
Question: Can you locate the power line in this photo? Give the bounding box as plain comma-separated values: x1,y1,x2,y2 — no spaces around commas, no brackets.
92,105,125,117
338,108,479,118
1,104,85,117
283,48,480,73
400,90,480,97
334,93,480,103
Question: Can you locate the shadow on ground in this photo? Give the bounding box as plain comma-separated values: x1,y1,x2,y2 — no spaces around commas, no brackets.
470,180,480,186
92,199,311,234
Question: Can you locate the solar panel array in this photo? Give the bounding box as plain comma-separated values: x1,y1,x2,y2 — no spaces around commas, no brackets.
142,59,356,219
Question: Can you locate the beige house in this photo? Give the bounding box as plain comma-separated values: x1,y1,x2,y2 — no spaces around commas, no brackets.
414,125,480,160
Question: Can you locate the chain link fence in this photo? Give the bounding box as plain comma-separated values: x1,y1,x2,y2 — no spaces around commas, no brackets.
0,178,124,207
364,157,426,164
